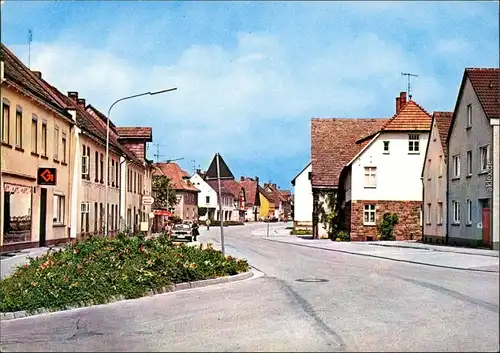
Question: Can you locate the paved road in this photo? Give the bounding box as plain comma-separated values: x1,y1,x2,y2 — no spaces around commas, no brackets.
1,223,499,352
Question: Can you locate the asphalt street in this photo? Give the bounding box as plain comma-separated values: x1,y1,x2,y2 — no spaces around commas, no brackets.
1,223,499,352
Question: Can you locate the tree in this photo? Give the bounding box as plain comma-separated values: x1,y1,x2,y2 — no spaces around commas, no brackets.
152,175,178,210
317,190,344,239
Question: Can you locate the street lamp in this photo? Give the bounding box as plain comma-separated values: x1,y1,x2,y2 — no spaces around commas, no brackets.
105,87,177,237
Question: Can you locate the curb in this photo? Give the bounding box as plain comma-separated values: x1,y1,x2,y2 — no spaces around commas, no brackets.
262,237,500,274
367,243,500,258
0,270,254,322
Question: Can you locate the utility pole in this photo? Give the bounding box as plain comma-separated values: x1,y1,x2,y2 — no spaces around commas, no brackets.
401,72,419,101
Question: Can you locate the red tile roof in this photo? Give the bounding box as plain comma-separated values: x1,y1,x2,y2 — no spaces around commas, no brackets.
153,163,199,192
311,118,388,187
466,68,499,119
219,179,243,199
239,178,259,206
433,111,453,151
205,180,234,196
1,44,71,121
115,127,153,141
379,100,432,132
258,186,275,203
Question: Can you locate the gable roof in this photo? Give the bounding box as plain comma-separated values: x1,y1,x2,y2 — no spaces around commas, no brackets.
421,111,453,178
153,163,199,192
291,162,311,185
258,185,275,203
205,180,234,196
378,100,432,132
311,118,388,188
115,127,153,141
1,44,72,121
447,68,499,146
239,178,259,205
467,68,499,119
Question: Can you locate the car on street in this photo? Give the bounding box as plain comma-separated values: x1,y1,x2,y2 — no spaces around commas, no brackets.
171,223,196,242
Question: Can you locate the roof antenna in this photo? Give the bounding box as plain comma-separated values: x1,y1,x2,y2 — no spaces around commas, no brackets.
401,72,418,101
28,29,33,69
153,143,164,163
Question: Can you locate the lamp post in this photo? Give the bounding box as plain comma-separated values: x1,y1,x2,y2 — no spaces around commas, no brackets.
105,87,177,237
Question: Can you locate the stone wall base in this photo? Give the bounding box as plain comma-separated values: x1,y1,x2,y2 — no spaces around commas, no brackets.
348,200,422,241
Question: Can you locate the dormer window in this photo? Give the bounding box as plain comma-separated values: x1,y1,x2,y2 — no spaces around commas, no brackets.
408,134,420,154
383,141,390,154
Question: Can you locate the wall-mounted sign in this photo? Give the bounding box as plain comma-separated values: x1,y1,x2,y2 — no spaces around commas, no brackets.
142,196,154,205
37,168,57,186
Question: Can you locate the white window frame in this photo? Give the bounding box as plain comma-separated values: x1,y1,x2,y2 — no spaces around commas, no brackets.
31,115,38,153
467,104,472,128
363,204,376,225
437,202,443,225
82,155,89,175
452,155,460,178
466,199,472,225
53,194,65,224
479,145,490,173
61,132,67,163
452,201,460,224
408,134,420,154
383,141,390,154
364,166,377,188
81,202,90,213
466,150,472,176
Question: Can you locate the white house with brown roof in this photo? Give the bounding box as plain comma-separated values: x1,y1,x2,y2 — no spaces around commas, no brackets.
446,68,499,250
291,162,313,229
421,112,452,244
340,92,431,241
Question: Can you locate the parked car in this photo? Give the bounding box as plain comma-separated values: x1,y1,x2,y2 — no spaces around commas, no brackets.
171,223,196,242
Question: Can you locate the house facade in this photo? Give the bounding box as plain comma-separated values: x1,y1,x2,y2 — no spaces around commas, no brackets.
153,162,199,221
239,176,260,221
446,68,499,250
1,45,74,251
205,178,236,221
190,171,218,220
291,162,313,229
421,112,452,244
341,93,431,241
258,185,275,219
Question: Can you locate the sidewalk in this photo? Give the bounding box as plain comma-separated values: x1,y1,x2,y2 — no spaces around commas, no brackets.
258,233,499,273
1,245,65,279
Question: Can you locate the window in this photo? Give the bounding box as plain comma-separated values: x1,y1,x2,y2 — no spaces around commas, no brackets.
364,167,377,188
437,202,443,225
383,141,390,154
467,104,472,127
62,132,67,163
426,203,431,224
2,101,10,144
15,108,22,148
206,196,210,204
308,172,312,180
81,202,90,233
100,153,104,183
408,134,420,153
466,199,472,225
95,151,99,182
452,155,460,178
363,204,376,225
81,145,89,178
115,161,119,188
53,194,65,224
41,121,47,156
54,126,59,160
94,202,98,232
100,203,104,232
452,201,460,224
466,150,472,176
111,160,115,186
479,145,490,172
438,155,443,177
31,116,38,153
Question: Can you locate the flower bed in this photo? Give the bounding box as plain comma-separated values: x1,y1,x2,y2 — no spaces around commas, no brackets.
0,234,249,313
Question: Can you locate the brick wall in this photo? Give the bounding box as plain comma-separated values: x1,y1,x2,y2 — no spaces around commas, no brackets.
349,200,422,241
344,201,352,233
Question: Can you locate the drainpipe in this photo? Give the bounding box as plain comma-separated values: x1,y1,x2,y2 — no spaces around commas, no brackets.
118,157,127,232
445,143,449,246
421,176,424,242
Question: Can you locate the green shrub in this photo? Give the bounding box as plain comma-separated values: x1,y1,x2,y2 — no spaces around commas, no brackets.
334,231,350,242
209,221,244,227
0,236,249,313
378,213,399,240
290,229,312,235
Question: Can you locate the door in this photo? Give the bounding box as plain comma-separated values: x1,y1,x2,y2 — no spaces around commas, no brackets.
482,207,491,248
3,191,10,234
39,188,47,246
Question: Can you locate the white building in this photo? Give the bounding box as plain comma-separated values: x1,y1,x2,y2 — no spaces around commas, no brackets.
291,162,313,229
340,94,431,241
190,172,218,220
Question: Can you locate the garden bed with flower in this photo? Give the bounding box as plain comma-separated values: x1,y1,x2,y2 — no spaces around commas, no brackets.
0,233,249,314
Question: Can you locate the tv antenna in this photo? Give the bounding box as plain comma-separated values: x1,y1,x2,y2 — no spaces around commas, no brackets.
401,72,418,100
28,29,33,69
191,160,196,174
153,143,164,163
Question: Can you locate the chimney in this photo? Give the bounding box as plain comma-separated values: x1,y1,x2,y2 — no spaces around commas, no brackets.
396,97,401,114
255,176,259,184
400,91,407,107
67,91,78,102
240,176,245,181
273,183,277,188
32,71,42,79
77,98,86,109
196,169,201,174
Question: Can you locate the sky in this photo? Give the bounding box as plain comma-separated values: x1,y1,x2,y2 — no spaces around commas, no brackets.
1,1,498,190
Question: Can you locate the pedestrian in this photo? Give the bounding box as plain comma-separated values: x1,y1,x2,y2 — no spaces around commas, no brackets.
206,218,211,230
192,221,200,242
